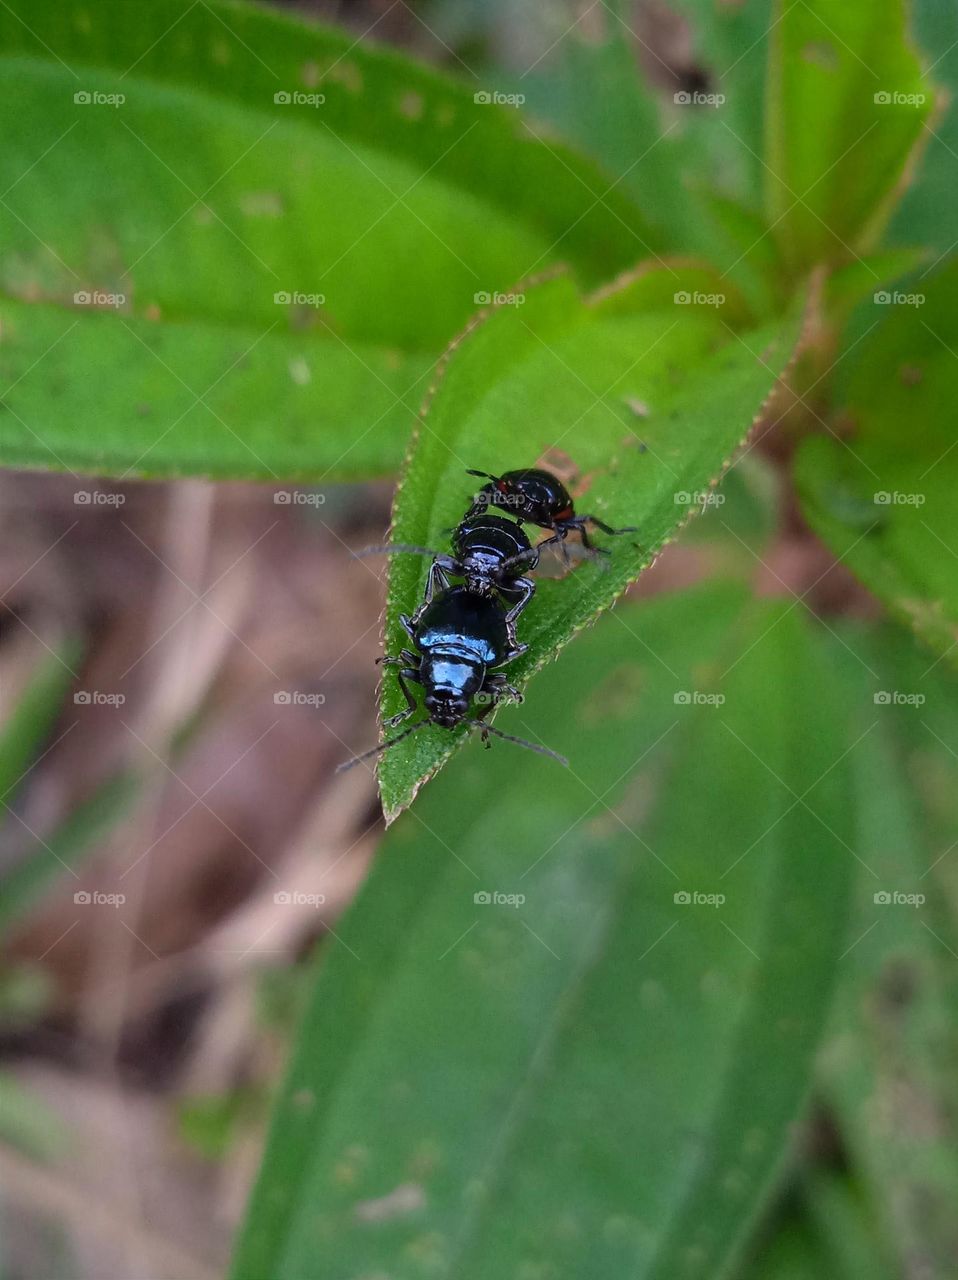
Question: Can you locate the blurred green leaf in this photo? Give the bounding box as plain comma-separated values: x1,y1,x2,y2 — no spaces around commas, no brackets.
890,0,958,255
816,623,958,1277
377,267,806,818
0,1073,65,1161
765,0,931,273
0,0,661,480
669,0,775,205
231,585,855,1280
0,644,77,805
177,1089,261,1162
0,772,138,934
795,258,958,665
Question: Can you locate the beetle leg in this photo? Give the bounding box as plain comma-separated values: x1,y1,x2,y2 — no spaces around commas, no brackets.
501,576,535,647
498,642,529,667
425,556,456,601
579,514,639,537
486,673,522,703
381,659,422,726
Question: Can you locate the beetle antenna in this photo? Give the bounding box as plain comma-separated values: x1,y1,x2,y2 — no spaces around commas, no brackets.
468,721,568,767
465,468,498,482
335,720,431,773
354,543,440,560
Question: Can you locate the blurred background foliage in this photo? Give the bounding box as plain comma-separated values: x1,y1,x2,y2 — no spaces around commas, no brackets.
1,0,957,1278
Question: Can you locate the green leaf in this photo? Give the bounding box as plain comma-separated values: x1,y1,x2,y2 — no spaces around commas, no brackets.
890,0,958,255
0,0,662,480
669,0,775,205
0,297,430,480
230,585,856,1280
816,623,958,1278
376,266,807,818
0,773,138,934
0,644,78,804
795,258,958,665
765,0,931,273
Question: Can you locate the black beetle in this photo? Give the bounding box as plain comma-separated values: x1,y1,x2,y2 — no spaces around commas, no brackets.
337,584,567,771
357,512,539,647
466,466,637,556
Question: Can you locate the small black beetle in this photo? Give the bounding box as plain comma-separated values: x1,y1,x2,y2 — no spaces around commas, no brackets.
337,584,567,771
358,512,539,647
466,466,637,556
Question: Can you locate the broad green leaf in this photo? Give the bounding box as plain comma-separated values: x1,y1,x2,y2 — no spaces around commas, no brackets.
795,258,958,665
231,586,855,1280
669,0,775,204
0,644,78,804
0,772,137,934
765,0,931,273
0,0,659,480
0,297,429,480
376,266,806,818
891,0,958,255
816,624,958,1277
